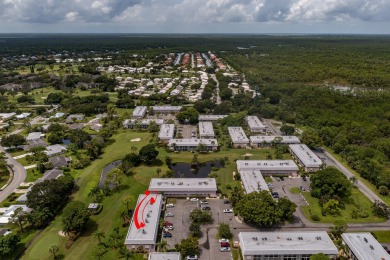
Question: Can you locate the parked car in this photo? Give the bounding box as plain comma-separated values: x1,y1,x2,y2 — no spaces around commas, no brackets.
280,176,284,181
302,176,307,181
190,198,199,202
223,209,233,213
219,238,229,243
272,192,279,198
200,200,208,204
165,212,174,217
164,221,173,226
223,200,230,204
163,232,172,238
221,242,230,247
201,206,211,211
164,226,174,231
166,203,174,208
220,247,231,252
299,186,306,191
186,255,198,260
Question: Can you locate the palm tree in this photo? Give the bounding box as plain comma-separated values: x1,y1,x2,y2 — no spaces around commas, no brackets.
157,240,169,252
49,244,59,259
122,195,135,212
93,231,106,244
119,246,136,259
88,185,101,202
156,168,161,177
131,146,138,154
349,176,358,186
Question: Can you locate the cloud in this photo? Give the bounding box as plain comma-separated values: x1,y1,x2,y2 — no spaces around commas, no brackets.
0,0,389,26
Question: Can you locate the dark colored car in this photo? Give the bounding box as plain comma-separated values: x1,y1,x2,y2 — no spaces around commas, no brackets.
202,206,211,211
163,232,172,238
224,200,230,204
221,242,230,247
272,192,279,198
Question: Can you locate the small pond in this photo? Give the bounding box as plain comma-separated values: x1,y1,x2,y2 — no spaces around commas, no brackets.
169,161,222,178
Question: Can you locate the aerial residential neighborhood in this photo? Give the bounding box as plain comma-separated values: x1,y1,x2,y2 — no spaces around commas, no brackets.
0,33,389,260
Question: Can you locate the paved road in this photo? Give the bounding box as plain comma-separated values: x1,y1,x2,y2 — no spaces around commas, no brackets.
210,74,221,105
0,145,27,203
314,148,386,205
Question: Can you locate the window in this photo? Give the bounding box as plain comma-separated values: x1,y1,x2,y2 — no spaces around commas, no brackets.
283,255,297,260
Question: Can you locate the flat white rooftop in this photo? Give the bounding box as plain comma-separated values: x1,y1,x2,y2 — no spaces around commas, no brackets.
289,144,322,168
152,106,182,112
199,121,215,137
199,114,228,121
124,119,164,125
125,194,163,245
228,127,249,144
341,233,390,260
246,116,265,130
132,106,147,117
148,252,181,260
250,135,300,144
239,231,338,255
158,124,175,140
236,160,299,172
168,138,218,146
240,170,270,194
149,178,217,192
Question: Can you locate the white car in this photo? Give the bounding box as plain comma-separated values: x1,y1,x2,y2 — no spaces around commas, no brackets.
223,209,233,213
200,200,208,204
166,203,174,208
190,198,199,202
220,247,231,252
165,212,174,217
219,238,229,243
186,255,198,260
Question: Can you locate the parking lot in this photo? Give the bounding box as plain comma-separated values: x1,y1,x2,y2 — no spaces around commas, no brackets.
161,198,237,260
269,175,311,207
181,125,197,138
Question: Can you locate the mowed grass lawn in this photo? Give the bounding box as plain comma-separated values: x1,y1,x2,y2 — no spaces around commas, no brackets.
22,131,151,260
301,188,387,223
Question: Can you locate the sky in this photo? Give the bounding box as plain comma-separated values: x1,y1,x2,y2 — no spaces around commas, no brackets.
0,0,389,34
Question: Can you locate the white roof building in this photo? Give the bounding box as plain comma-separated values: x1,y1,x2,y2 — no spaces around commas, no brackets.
148,252,181,260
123,119,164,129
0,205,33,225
239,231,338,257
198,115,228,121
124,194,163,252
0,113,16,120
16,113,31,119
341,233,390,260
158,124,175,140
44,144,67,157
289,144,322,171
152,106,182,114
250,135,301,146
149,178,217,197
199,121,215,139
168,138,218,151
228,127,249,147
132,106,148,118
26,132,44,141
246,116,266,132
236,160,299,174
240,170,270,194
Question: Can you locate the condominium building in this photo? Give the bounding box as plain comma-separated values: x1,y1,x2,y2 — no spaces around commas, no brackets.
198,114,228,121
199,121,215,139
158,124,175,141
239,231,338,260
246,116,266,133
148,252,181,260
289,144,322,172
228,127,249,148
123,119,164,129
149,178,217,197
341,233,390,260
152,106,182,114
236,160,299,176
250,136,300,148
132,106,148,118
168,139,218,151
124,194,163,252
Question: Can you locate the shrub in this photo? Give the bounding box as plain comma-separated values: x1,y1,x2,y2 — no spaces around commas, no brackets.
311,214,320,221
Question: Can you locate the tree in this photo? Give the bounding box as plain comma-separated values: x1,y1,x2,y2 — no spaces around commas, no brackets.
156,168,161,177
175,237,200,257
310,167,352,200
235,191,296,226
331,220,348,238
230,186,244,207
11,207,29,232
122,195,135,212
165,156,172,166
217,223,232,239
189,222,201,237
139,144,159,163
49,244,59,259
191,154,199,167
122,153,142,167
88,185,103,202
68,129,91,149
301,129,322,149
378,186,389,196
89,244,108,260
105,168,124,191
0,134,25,147
62,201,90,235
147,121,159,132
28,207,53,229
93,231,106,244
0,233,20,257
130,146,138,154
108,227,124,249
157,240,169,252
189,208,213,224
310,253,329,260
280,124,295,135
322,199,341,216
176,108,199,124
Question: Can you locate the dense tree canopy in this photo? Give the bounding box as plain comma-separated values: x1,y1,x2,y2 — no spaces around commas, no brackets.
0,134,25,147
62,201,90,234
176,107,199,125
138,144,159,163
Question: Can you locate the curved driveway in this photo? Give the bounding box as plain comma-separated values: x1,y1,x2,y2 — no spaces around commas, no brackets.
0,145,27,203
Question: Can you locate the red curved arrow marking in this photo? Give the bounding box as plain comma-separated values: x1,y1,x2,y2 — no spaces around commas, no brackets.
134,190,151,229
141,192,158,227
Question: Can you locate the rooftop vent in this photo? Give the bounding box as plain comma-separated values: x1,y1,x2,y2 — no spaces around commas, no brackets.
142,229,146,234
316,236,322,240
370,245,374,250
364,237,368,243
298,237,303,240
